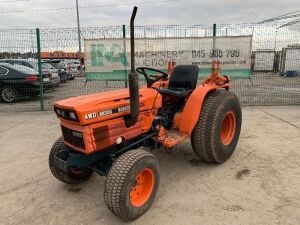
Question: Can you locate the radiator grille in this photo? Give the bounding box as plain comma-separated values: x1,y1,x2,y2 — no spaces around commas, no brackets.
61,126,85,149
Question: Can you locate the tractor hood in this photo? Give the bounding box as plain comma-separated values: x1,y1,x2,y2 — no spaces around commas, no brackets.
54,87,161,126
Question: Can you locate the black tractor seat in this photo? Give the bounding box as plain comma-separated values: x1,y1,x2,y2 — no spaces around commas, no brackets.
157,65,199,98
158,87,193,98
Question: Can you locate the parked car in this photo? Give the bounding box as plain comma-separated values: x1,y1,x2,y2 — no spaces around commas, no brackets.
63,59,81,77
41,62,61,86
1,59,61,87
0,63,53,103
46,59,72,82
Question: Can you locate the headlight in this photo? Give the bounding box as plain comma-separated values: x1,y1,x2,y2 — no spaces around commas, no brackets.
54,107,79,122
55,108,65,117
69,111,77,120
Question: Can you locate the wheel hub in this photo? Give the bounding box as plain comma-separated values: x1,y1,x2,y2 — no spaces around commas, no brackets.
130,168,154,207
220,111,236,145
68,167,84,176
2,88,15,102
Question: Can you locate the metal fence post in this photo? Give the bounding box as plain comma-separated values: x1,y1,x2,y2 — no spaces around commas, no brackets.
36,28,44,111
122,25,128,88
213,24,216,36
212,24,217,60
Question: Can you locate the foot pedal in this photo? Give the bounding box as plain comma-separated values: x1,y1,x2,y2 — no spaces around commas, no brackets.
159,130,188,148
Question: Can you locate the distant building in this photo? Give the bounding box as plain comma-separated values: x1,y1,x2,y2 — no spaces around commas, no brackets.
41,51,83,59
287,44,300,48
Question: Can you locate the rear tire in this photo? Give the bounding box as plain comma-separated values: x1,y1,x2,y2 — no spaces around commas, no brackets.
104,150,160,221
49,137,93,184
191,89,242,163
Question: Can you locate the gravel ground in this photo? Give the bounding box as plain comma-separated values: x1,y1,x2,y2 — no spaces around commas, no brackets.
0,106,299,225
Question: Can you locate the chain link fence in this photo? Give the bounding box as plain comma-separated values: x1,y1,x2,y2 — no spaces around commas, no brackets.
0,22,300,112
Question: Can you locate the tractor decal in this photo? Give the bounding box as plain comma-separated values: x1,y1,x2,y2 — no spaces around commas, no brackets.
84,106,131,120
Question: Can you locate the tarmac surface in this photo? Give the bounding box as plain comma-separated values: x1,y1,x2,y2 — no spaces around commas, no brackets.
0,106,300,225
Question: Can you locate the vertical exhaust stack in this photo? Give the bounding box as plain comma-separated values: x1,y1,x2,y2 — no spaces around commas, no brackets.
125,6,139,127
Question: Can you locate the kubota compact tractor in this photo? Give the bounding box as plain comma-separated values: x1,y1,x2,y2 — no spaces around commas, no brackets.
49,6,242,221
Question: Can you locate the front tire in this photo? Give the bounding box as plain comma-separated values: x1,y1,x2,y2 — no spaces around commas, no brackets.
49,137,93,184
104,150,160,221
191,89,242,163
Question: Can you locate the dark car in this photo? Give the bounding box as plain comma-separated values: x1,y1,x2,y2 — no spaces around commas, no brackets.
46,59,69,83
47,59,75,81
0,59,61,87
0,63,53,103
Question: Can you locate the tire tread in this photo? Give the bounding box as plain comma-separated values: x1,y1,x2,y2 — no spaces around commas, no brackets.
191,89,241,163
104,149,159,221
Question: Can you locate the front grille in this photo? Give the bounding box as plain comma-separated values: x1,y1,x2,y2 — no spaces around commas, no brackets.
61,126,85,149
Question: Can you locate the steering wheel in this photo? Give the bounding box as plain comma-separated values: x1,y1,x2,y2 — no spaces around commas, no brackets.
136,67,168,87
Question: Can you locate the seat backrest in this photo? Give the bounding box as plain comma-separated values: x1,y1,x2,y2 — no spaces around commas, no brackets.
169,65,199,90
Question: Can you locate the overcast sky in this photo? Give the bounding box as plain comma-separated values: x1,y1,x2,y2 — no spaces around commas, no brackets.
0,0,299,28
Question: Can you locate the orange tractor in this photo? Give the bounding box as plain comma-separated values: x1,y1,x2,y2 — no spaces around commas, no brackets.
49,7,242,221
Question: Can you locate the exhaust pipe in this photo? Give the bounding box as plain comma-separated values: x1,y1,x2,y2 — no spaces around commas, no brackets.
125,6,139,127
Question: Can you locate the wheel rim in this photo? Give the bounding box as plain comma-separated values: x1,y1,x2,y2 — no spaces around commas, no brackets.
68,167,84,176
220,111,236,146
2,88,15,102
130,168,155,207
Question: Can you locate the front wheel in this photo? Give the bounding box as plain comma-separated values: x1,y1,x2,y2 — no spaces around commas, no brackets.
104,150,160,221
191,89,242,163
49,137,94,184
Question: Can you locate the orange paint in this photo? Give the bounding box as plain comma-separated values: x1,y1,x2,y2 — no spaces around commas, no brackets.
179,82,230,136
220,111,236,145
54,87,162,126
41,51,83,59
130,168,155,207
55,60,232,153
172,112,182,129
155,129,188,149
178,61,230,136
55,87,162,154
60,114,149,154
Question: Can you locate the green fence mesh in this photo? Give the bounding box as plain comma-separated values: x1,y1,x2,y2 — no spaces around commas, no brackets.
0,22,300,112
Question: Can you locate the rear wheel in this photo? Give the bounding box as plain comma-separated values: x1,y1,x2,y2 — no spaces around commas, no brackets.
104,150,160,221
0,86,17,103
191,89,242,163
49,137,93,184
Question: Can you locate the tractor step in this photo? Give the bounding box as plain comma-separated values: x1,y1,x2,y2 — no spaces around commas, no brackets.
159,130,188,148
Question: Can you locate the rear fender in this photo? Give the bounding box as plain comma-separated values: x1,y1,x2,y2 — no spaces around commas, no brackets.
179,84,229,136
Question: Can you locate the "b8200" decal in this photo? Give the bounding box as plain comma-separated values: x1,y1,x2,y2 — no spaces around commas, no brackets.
84,105,130,120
